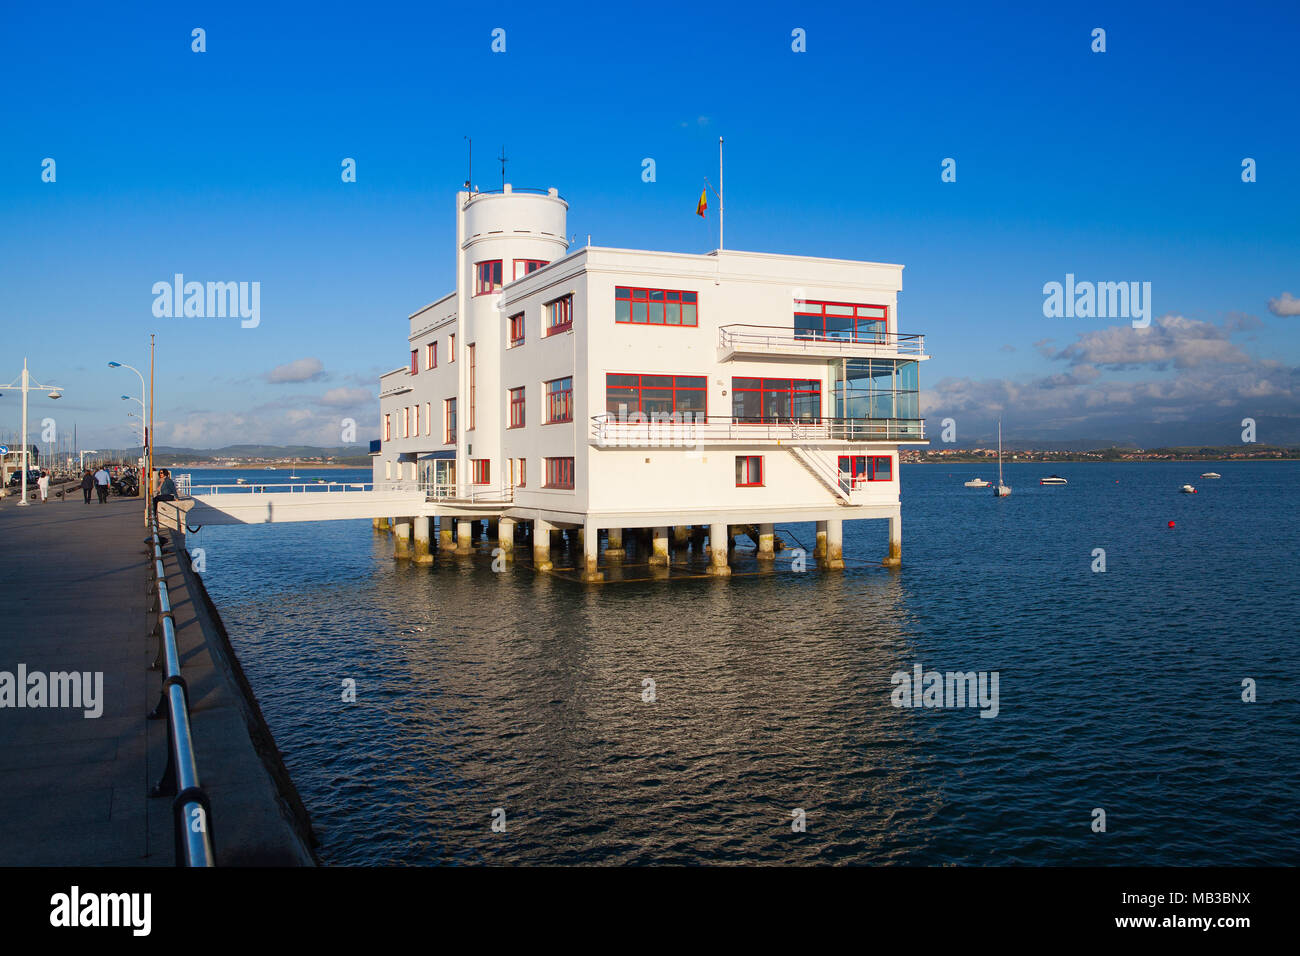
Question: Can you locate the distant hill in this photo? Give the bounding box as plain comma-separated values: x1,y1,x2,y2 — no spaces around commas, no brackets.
152,444,373,466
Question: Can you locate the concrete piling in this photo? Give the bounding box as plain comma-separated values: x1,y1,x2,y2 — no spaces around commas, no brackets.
649,527,670,567
883,512,902,567
757,522,776,561
412,515,433,564
707,522,732,576
822,518,845,570
393,518,411,559
534,519,554,572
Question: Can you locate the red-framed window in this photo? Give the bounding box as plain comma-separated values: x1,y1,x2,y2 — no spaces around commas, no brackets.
424,402,431,436
475,260,503,295
449,333,456,363
544,457,574,489
513,259,548,280
615,286,699,326
410,350,418,375
426,342,437,369
794,300,888,342
383,413,391,441
508,312,524,348
402,406,410,438
545,377,572,423
837,455,892,486
546,295,573,335
518,458,526,487
412,403,420,436
731,378,821,423
472,459,490,484
508,386,525,428
605,373,706,418
444,398,457,444
468,344,476,430
736,455,764,487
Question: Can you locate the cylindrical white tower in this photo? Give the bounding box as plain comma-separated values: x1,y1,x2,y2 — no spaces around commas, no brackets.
454,186,568,495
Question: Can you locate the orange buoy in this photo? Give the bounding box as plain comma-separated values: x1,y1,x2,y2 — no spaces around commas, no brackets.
1168,520,1176,528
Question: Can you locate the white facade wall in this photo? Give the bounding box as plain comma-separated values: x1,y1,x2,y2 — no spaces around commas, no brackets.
374,187,925,530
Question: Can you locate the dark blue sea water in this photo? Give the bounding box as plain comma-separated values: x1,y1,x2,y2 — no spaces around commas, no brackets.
183,462,1300,865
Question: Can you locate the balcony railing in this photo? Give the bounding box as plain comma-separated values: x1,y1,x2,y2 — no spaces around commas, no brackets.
591,414,925,446
718,324,927,358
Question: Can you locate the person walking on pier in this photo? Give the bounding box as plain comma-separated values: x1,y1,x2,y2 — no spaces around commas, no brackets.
80,469,94,504
37,470,49,503
93,465,110,504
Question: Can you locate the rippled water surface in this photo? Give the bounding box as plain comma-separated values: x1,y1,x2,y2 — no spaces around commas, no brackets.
186,462,1300,864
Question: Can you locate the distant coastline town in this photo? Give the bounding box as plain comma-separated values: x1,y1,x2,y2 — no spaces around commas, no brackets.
900,445,1300,463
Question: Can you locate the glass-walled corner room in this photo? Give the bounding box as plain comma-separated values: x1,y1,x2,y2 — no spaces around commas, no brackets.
832,359,921,437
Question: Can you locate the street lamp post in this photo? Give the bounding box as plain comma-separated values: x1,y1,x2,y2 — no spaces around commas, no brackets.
0,358,63,506
110,360,149,523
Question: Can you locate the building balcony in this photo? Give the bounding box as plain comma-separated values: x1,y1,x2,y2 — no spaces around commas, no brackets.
718,324,928,361
590,414,926,447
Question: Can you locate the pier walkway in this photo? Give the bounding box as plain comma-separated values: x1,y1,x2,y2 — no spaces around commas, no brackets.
0,494,314,865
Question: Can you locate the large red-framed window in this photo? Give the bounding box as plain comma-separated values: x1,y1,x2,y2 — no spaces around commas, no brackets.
475,260,503,295
837,454,892,487
731,378,821,423
545,377,572,423
508,312,524,348
426,342,437,369
444,398,457,444
605,373,706,418
615,287,698,326
735,455,764,487
471,459,490,484
508,386,525,428
468,344,476,430
546,295,573,335
513,259,548,280
409,350,418,375
794,300,888,342
544,457,574,489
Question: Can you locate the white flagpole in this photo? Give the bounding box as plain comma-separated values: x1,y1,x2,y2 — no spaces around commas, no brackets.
718,136,724,251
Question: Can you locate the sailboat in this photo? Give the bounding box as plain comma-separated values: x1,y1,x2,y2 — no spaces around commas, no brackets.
289,459,299,479
994,420,1011,497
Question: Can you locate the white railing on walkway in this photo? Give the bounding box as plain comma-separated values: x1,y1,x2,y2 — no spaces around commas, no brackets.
590,414,925,446
185,480,379,497
718,324,927,358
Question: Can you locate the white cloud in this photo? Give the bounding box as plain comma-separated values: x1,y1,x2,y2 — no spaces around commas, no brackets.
266,357,325,383
1267,292,1300,317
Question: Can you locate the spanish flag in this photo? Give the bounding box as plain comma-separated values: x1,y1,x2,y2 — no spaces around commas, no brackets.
696,189,707,217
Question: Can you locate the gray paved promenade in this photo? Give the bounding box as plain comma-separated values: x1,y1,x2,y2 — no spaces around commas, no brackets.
0,491,314,865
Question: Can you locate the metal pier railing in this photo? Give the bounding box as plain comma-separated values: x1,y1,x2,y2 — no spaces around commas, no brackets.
147,518,216,867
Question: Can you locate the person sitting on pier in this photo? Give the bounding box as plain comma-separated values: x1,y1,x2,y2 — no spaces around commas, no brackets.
153,468,177,518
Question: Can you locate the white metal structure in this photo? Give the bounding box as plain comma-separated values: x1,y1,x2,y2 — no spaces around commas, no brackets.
0,358,63,506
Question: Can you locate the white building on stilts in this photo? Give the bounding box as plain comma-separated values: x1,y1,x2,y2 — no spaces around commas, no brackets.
373,185,928,580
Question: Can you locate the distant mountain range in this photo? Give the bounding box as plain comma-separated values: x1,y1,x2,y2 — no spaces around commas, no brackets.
152,444,371,465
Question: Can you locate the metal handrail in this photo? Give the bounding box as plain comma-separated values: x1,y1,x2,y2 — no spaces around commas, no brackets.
185,481,377,496
718,324,926,356
591,413,925,444
147,519,216,867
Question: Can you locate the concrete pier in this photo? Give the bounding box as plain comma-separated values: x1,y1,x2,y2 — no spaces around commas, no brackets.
822,518,845,570
533,519,554,571
672,525,690,549
497,517,515,560
438,518,454,552
605,527,625,557
884,512,902,567
455,519,474,554
757,522,776,561
393,517,411,559
815,520,828,560
707,522,732,576
0,496,314,865
649,527,670,567
580,521,604,583
412,516,433,564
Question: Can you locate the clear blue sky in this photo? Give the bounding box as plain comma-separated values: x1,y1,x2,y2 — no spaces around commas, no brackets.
2,0,1297,449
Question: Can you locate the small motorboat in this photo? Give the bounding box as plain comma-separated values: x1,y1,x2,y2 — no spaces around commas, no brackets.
1180,484,1197,494
235,478,248,485
964,478,991,488
1200,472,1221,479
1039,475,1068,485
